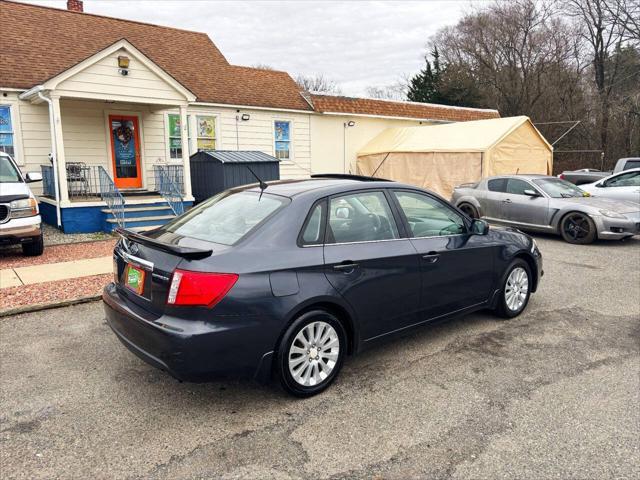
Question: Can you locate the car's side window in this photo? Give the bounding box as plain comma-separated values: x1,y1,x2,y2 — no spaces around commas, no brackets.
506,179,534,195
326,191,399,244
605,171,640,187
488,178,508,192
300,202,325,245
394,191,466,238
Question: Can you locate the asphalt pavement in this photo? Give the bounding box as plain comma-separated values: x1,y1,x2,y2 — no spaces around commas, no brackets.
1,234,639,479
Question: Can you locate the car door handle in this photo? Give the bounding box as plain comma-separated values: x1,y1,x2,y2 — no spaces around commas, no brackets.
502,198,512,204
422,252,440,263
333,261,359,272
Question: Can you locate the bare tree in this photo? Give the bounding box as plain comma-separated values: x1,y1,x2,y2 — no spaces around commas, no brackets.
603,0,640,41
295,74,342,94
365,82,407,100
251,63,275,70
564,0,627,155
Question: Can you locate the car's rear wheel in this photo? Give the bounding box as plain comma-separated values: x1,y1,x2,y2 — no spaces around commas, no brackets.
560,212,596,244
458,203,479,219
22,232,44,256
277,310,346,397
494,259,532,319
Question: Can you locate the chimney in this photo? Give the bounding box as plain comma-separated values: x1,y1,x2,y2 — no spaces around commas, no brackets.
67,0,84,12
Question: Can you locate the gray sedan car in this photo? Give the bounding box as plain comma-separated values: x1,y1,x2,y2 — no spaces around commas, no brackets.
451,175,640,244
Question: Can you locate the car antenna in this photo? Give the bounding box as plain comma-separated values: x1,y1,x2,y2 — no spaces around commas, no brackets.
245,165,268,200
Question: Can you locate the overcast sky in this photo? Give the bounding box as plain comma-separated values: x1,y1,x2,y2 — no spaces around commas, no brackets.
25,0,482,95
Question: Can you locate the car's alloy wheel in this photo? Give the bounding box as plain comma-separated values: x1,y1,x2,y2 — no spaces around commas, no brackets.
504,267,529,312
560,212,596,244
495,259,532,318
277,310,346,397
459,203,478,219
288,321,339,387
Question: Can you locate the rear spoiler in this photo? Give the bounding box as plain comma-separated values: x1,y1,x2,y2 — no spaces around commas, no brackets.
115,227,213,260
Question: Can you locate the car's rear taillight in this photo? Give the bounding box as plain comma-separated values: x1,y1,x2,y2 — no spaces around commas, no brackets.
558,174,565,180
167,269,238,308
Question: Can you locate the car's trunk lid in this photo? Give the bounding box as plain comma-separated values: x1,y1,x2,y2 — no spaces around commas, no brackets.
113,228,229,315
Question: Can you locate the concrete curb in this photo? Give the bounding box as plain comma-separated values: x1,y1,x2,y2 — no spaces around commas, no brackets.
0,295,102,318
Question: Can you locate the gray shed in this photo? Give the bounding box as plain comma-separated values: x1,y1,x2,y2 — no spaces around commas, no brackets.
189,150,281,203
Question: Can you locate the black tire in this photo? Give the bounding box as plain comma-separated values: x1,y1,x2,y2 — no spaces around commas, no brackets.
22,232,44,256
494,259,532,319
459,203,479,219
560,212,596,244
276,310,347,397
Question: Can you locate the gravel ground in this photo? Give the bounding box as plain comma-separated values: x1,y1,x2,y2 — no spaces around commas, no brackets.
0,238,116,269
0,235,639,479
42,224,113,246
0,273,112,316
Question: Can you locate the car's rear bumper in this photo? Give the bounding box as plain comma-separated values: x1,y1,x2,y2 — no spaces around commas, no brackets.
0,215,41,245
593,213,640,239
102,283,274,382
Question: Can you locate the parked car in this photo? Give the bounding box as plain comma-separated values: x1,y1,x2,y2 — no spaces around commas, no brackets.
452,175,640,244
0,152,44,256
103,175,543,397
559,157,640,185
580,168,640,204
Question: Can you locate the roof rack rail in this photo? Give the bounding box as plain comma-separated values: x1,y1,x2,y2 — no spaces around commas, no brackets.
310,173,391,182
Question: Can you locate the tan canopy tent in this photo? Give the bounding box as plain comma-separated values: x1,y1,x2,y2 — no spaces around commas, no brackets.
357,116,553,198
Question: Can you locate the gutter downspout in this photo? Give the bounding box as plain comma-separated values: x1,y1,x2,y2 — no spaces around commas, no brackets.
36,90,62,227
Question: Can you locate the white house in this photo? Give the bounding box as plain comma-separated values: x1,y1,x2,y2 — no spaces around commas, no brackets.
0,0,498,233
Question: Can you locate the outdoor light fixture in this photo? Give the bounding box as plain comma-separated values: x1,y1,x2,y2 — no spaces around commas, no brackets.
346,120,356,127
118,55,130,76
241,114,250,121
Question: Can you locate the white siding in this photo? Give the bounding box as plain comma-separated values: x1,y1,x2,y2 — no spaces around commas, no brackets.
55,48,187,104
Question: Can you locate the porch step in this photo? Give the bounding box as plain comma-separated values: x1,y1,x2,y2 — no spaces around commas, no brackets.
106,214,176,225
101,205,175,218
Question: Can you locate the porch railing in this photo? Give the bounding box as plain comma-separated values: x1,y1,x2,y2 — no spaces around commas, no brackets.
98,166,125,228
40,163,102,199
153,165,184,216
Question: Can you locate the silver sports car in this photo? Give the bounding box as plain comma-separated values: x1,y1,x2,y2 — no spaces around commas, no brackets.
451,175,640,244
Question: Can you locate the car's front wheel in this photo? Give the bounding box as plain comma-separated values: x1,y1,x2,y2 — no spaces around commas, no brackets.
494,259,532,319
22,232,44,256
276,310,346,397
560,212,596,244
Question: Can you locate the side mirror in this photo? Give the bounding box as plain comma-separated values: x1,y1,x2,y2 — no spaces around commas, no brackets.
470,219,489,235
25,172,43,183
523,189,540,197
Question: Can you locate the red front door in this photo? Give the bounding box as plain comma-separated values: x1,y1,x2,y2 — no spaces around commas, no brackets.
109,115,142,189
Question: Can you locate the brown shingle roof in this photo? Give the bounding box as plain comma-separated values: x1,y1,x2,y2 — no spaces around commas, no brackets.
0,1,312,111
309,93,499,122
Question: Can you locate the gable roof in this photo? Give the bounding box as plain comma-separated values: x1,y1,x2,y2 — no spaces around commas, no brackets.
358,116,551,156
0,1,312,111
309,93,499,122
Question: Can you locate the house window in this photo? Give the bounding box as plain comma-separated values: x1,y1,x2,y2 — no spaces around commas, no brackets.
167,114,191,159
274,121,291,160
196,115,216,151
0,106,15,157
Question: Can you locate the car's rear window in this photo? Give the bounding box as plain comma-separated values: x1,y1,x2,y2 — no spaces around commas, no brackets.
162,191,288,245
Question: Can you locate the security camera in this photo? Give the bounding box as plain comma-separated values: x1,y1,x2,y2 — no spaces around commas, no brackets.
119,68,129,76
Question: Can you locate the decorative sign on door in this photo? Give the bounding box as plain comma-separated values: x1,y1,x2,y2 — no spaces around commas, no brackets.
109,115,142,188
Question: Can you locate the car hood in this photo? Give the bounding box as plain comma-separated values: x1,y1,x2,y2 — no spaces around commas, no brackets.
0,182,30,202
555,196,640,213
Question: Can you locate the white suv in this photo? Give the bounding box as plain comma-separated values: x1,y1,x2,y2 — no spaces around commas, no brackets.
0,152,44,256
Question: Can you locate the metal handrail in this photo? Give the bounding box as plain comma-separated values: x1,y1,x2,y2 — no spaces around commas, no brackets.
98,166,125,228
154,165,184,216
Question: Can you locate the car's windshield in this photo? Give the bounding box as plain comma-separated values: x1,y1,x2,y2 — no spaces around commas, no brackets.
0,155,21,183
532,178,586,198
162,191,288,245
